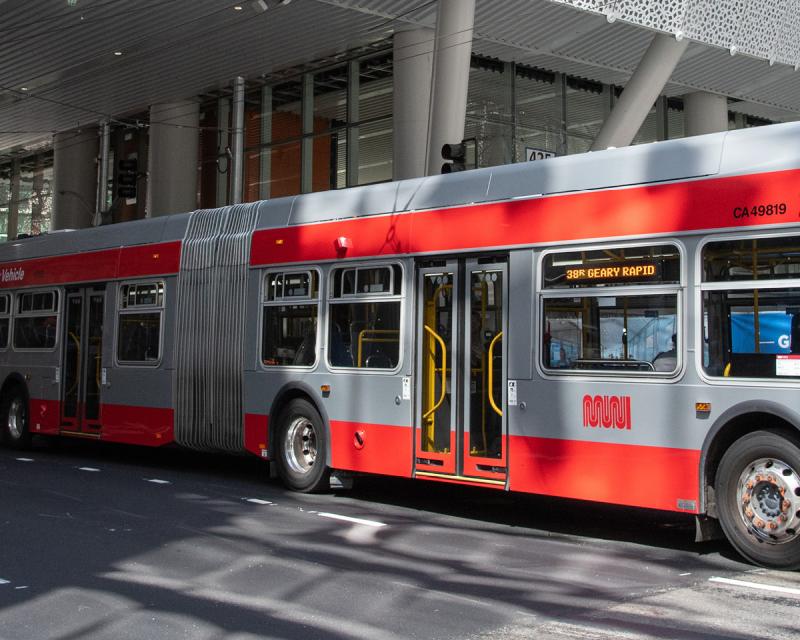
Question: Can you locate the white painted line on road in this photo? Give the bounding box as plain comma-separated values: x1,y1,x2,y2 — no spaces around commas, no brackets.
144,478,171,484
710,576,800,597
78,467,101,472
317,512,386,528
244,498,273,505
15,458,33,462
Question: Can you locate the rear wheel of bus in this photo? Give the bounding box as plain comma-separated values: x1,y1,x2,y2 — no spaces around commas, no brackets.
275,398,330,493
0,384,31,450
716,429,800,569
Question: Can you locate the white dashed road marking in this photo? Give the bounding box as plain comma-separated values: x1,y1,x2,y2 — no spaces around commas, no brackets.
710,576,800,597
15,458,33,462
144,478,171,484
78,467,101,472
317,512,386,528
244,498,273,505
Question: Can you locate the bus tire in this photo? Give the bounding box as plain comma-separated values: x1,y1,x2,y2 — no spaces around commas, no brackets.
1,385,31,450
716,430,800,569
274,398,330,493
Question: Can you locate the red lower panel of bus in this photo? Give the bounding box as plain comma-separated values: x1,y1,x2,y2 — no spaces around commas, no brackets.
98,404,174,446
508,435,700,513
330,420,413,477
29,399,61,435
244,413,269,457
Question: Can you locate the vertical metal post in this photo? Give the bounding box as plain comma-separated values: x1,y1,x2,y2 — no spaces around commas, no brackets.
301,72,314,193
8,159,20,241
230,76,245,204
217,96,230,207
346,58,360,188
557,73,567,156
96,120,110,221
655,96,668,141
260,85,272,200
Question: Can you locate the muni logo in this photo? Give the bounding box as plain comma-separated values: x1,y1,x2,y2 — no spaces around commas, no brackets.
582,394,631,430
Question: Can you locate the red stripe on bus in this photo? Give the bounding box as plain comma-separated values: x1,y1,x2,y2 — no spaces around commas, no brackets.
250,168,800,265
100,404,174,446
244,413,269,457
29,398,61,435
330,420,413,477
508,435,700,513
0,241,181,288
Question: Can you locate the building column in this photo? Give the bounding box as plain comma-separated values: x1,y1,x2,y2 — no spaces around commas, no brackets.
426,0,476,176
147,100,199,217
684,91,728,136
52,127,99,230
230,77,245,204
591,33,688,151
393,27,434,180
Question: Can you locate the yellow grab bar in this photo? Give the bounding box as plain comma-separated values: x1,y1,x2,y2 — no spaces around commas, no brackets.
423,325,447,419
487,331,503,417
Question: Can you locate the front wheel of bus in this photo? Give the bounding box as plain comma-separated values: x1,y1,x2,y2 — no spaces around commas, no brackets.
275,398,330,493
716,430,800,569
1,385,31,450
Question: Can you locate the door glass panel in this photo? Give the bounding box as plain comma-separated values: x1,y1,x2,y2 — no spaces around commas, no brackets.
468,269,503,459
84,294,104,422
420,272,453,454
63,296,82,421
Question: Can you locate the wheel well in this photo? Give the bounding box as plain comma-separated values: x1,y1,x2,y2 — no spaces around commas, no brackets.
704,411,799,493
268,387,327,461
0,374,27,405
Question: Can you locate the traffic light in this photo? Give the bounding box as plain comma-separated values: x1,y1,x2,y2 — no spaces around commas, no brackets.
441,142,467,174
116,158,138,199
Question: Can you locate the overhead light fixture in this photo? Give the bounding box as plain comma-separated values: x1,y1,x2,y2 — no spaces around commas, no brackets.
251,0,268,12
279,0,291,4
233,4,243,10
113,50,123,56
20,86,28,92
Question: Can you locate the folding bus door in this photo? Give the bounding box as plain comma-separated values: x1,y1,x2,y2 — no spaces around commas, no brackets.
61,285,105,435
414,257,508,485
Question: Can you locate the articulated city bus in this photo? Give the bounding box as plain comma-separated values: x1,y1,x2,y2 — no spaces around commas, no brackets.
2,123,800,569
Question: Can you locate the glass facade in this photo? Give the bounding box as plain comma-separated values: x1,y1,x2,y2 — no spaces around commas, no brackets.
0,152,53,241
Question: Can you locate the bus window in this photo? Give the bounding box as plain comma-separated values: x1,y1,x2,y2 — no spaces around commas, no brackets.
0,293,9,349
117,282,164,364
702,235,800,379
328,264,402,369
13,289,59,350
262,270,319,367
541,244,680,374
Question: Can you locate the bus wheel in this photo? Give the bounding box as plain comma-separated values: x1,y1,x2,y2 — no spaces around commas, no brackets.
1,385,31,450
275,398,329,492
716,430,800,569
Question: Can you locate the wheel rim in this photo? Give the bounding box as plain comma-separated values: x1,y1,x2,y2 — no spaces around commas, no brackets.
283,416,317,475
7,397,24,441
736,457,800,544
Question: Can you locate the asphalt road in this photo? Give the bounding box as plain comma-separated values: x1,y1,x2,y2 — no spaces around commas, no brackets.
0,439,798,640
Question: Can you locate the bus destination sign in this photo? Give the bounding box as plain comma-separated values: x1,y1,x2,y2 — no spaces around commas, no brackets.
564,261,660,284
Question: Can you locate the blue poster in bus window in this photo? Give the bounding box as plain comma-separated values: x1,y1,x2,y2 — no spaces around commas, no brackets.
731,312,792,354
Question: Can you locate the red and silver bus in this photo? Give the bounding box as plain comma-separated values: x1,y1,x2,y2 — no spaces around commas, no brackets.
2,122,800,569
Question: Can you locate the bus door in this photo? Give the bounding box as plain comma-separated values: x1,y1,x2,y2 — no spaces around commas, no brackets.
415,257,508,484
61,285,105,434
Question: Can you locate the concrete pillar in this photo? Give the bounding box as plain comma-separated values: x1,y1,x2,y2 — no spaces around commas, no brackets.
393,27,434,180
591,33,688,151
684,91,728,136
8,159,20,240
230,77,245,204
52,127,99,230
426,0,476,176
147,100,199,217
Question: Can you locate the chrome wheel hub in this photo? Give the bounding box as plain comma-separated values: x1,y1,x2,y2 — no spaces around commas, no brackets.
737,457,800,544
7,398,24,441
284,417,317,475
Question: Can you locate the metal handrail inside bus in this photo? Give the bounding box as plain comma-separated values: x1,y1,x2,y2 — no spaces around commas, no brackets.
356,329,399,368
423,325,447,419
487,331,503,417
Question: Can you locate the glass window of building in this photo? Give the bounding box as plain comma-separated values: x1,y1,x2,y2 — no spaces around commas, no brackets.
515,65,563,159
466,55,514,167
